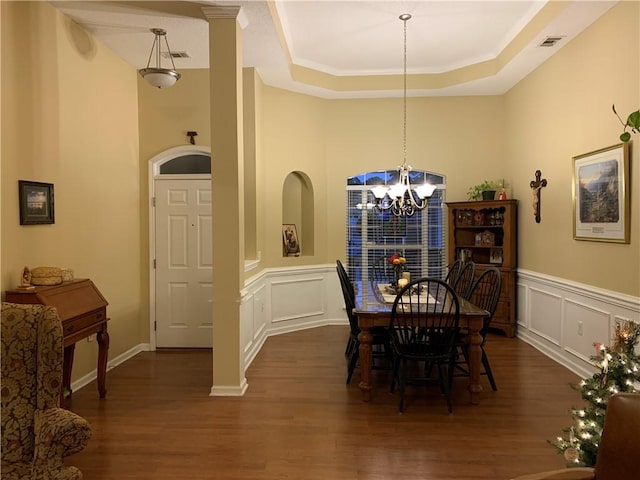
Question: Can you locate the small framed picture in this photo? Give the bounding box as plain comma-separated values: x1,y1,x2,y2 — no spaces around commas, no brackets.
282,224,300,256
573,143,629,243
489,248,503,264
18,180,55,225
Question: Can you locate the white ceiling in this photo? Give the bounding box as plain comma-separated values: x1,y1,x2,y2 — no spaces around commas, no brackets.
51,0,617,99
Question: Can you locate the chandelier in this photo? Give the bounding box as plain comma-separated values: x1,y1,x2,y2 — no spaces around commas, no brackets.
139,28,181,89
370,14,436,217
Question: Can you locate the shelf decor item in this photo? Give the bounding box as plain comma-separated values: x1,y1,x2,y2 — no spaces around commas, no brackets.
475,230,495,246
282,224,301,256
572,143,629,243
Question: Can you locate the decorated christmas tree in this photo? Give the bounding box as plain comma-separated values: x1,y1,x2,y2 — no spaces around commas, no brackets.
550,320,640,467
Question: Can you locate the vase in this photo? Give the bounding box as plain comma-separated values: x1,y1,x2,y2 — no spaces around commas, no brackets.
394,266,404,285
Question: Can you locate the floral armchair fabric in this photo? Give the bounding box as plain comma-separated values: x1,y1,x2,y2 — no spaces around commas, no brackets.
1,302,91,479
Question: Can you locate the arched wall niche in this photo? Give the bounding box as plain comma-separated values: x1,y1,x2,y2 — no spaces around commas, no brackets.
282,171,314,256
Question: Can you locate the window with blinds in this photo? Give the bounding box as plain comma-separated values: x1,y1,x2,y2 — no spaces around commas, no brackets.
346,170,446,283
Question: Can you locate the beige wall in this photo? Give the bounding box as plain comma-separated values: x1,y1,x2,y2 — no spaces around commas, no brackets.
1,1,638,387
260,86,328,268
323,96,506,262
504,1,639,296
1,2,142,379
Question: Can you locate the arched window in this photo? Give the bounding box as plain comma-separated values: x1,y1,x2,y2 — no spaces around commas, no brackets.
158,154,211,174
346,169,446,282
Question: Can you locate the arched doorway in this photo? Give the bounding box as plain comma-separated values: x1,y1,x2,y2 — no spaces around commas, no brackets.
149,146,213,348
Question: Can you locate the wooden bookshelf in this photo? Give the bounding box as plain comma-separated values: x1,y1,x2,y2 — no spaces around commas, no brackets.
447,199,517,337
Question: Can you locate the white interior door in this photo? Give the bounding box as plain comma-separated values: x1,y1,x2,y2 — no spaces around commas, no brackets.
155,178,212,347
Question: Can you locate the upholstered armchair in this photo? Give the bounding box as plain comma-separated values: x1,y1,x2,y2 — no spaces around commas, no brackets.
1,302,91,479
511,393,640,480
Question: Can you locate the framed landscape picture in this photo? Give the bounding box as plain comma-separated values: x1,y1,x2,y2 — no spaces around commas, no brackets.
572,143,629,243
18,180,55,225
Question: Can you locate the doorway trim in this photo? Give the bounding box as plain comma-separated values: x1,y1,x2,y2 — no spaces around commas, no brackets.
148,145,212,350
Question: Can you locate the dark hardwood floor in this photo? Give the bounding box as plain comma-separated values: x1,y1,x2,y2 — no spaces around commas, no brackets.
66,326,582,479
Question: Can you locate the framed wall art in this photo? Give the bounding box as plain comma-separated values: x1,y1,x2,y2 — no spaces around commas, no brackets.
572,143,629,243
282,224,300,256
18,180,55,225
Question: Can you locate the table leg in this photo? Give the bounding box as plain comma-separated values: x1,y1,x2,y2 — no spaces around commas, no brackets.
96,327,110,398
357,327,373,402
466,319,483,405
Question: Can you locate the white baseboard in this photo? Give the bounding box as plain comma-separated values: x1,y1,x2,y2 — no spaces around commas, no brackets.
70,343,151,394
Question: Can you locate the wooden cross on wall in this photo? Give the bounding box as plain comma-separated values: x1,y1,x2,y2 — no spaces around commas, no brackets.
529,170,547,223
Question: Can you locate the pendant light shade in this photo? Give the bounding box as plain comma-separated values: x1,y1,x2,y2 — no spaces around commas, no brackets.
139,28,181,89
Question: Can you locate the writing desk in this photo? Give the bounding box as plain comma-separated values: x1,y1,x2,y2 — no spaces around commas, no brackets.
6,279,109,403
354,281,488,404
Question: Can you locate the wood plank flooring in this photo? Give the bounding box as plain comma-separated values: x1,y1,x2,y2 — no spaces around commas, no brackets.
66,326,583,479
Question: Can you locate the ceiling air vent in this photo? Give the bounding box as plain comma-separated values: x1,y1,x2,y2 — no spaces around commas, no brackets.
162,51,191,59
539,36,564,47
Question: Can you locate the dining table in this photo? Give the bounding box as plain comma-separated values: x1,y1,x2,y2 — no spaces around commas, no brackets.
353,279,489,404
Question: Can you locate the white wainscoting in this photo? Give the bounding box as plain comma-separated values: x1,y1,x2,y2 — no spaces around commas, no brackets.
517,269,640,379
73,265,638,396
241,264,346,372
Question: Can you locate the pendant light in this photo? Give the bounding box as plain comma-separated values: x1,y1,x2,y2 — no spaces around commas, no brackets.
139,28,181,89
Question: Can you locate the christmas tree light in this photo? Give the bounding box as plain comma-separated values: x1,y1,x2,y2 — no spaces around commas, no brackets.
550,320,640,467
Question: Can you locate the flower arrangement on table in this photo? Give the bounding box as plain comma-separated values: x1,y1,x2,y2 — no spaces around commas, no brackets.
387,252,407,285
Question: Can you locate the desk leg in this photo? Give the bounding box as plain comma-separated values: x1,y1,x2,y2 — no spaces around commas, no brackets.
96,327,109,398
466,320,483,405
61,344,75,407
357,327,373,402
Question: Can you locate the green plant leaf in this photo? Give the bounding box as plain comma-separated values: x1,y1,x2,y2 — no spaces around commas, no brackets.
621,132,631,142
627,110,640,129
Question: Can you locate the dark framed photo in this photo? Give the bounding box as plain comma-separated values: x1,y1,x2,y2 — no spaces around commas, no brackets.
19,180,55,225
489,248,503,264
282,224,300,256
572,143,629,243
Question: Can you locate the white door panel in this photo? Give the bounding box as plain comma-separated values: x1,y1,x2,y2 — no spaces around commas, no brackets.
155,179,212,347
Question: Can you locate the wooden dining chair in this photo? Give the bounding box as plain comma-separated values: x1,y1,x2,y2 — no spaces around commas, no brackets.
452,261,475,300
455,266,502,391
444,259,463,286
336,260,389,384
388,278,460,413
336,260,356,355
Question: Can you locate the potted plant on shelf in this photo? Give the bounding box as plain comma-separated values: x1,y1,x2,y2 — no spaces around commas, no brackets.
612,105,640,142
467,180,503,201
